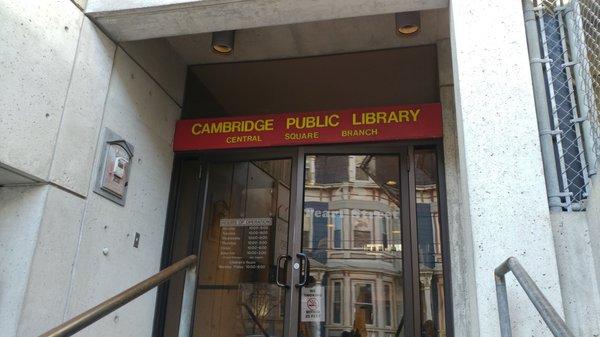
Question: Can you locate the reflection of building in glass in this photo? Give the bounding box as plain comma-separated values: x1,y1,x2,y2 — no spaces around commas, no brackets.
300,153,445,337
194,160,292,337
415,149,446,337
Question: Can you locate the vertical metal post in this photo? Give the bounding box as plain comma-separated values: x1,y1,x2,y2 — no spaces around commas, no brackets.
495,257,575,337
178,265,197,337
564,0,597,176
539,1,575,210
556,3,591,202
494,272,512,337
523,0,564,211
283,146,304,337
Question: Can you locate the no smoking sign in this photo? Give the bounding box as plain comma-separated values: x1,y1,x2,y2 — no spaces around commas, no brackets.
301,285,325,322
306,298,319,311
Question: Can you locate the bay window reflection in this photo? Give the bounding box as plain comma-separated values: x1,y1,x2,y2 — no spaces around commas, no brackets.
352,216,373,248
353,283,374,325
384,284,392,327
300,155,405,337
333,281,343,324
415,148,446,337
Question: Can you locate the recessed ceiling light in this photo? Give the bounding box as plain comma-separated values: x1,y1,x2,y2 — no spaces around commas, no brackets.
395,12,421,35
211,30,235,54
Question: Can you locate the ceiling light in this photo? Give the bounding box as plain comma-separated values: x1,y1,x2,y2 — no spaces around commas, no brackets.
395,12,421,35
211,30,235,54
386,180,397,186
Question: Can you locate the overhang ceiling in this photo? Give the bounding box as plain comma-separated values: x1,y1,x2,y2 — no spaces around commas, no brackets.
87,0,448,42
187,45,439,117
167,9,448,64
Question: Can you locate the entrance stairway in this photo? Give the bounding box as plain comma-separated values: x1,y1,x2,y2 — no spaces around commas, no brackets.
38,256,575,337
39,255,197,337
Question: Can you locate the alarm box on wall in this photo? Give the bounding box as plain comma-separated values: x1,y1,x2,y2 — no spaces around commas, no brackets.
94,128,134,206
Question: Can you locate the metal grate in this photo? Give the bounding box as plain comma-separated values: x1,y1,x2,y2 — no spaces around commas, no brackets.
524,0,600,211
576,0,600,178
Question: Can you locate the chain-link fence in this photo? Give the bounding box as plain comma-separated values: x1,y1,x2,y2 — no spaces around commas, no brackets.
523,0,600,211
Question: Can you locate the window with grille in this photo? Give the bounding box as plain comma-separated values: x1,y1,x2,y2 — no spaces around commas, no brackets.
523,0,600,211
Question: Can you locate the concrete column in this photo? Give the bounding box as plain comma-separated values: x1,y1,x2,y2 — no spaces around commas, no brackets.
436,278,446,336
343,274,352,326
420,276,432,321
437,38,480,337
373,211,381,250
449,1,564,336
343,209,352,251
375,275,385,328
308,156,316,185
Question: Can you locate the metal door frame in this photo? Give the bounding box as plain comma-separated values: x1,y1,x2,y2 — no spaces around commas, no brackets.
290,143,417,337
197,147,301,337
154,140,454,337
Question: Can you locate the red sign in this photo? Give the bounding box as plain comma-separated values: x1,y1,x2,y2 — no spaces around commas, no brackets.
173,103,442,151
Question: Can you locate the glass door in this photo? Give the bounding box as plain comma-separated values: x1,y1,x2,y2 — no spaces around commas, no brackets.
161,145,450,337
192,158,293,337
297,151,412,337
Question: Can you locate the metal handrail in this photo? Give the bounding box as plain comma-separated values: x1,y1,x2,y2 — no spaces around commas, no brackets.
40,255,198,337
495,257,575,337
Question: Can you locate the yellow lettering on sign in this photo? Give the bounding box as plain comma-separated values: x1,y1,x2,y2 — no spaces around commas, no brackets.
210,123,223,133
192,123,202,135
225,135,263,143
190,108,422,137
286,114,340,130
410,109,421,121
398,110,410,122
264,119,274,131
232,121,241,132
352,109,421,125
329,114,340,127
191,119,275,135
284,132,320,140
341,129,379,137
222,122,231,133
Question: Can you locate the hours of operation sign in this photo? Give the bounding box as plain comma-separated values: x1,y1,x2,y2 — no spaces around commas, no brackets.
173,103,442,151
218,217,272,270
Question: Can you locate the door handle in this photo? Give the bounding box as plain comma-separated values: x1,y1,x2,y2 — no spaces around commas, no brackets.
295,253,310,288
275,254,291,288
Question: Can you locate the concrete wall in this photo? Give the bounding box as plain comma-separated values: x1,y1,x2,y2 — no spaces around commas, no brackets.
63,48,180,336
120,39,187,106
16,187,87,337
550,211,600,337
0,186,48,336
48,17,116,197
0,0,84,180
0,1,182,335
549,174,600,337
449,0,564,336
586,176,600,299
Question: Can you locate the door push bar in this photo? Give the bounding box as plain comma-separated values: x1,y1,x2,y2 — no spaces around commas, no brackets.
275,254,291,288
295,253,310,288
275,253,311,288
